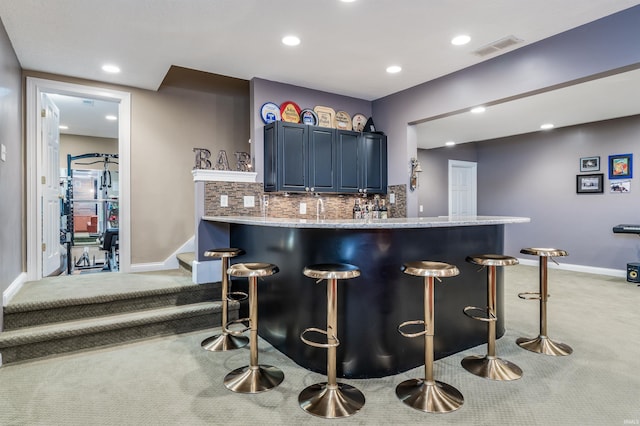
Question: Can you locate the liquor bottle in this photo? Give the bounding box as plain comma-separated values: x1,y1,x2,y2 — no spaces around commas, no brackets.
353,198,362,219
373,196,380,219
380,199,388,219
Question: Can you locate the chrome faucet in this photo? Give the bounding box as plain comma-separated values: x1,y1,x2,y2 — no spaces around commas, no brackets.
316,196,325,221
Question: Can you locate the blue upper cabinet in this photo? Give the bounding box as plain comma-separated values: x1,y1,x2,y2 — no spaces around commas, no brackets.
336,130,387,194
264,121,387,194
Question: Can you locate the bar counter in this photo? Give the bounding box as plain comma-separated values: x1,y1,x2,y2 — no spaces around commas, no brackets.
199,215,529,378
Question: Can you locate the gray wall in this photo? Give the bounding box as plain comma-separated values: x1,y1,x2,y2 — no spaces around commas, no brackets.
420,115,639,270
373,5,640,218
0,18,23,317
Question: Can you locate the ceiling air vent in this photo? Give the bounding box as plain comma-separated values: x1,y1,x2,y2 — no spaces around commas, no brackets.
473,35,523,57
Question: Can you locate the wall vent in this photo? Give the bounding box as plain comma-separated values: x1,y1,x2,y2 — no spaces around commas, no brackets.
473,35,523,57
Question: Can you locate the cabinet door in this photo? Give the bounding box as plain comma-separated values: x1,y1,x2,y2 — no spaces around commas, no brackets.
308,127,336,192
278,122,307,192
336,130,360,193
263,123,277,192
360,133,387,194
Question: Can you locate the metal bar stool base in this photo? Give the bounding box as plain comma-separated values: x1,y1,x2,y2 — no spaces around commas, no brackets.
201,333,249,352
461,355,523,381
516,335,573,356
224,365,284,394
299,382,365,419
396,379,463,413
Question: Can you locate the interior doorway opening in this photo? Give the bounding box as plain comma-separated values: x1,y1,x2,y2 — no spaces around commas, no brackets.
26,77,131,281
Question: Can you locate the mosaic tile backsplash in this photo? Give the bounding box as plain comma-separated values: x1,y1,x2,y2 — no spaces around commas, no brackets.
204,182,407,220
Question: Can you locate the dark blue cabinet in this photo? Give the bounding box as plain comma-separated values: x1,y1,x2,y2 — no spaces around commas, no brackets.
264,122,336,193
264,122,386,194
336,130,387,194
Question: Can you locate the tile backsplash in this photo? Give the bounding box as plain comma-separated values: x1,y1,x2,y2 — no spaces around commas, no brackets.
204,182,407,220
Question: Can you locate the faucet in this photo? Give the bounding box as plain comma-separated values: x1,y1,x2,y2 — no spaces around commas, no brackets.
316,196,325,221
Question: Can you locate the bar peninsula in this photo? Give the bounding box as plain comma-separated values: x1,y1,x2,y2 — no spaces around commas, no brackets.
199,215,529,379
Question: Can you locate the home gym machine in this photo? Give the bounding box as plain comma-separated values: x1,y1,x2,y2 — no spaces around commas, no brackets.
61,153,119,274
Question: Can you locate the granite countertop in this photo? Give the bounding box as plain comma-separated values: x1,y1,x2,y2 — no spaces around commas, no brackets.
202,215,530,229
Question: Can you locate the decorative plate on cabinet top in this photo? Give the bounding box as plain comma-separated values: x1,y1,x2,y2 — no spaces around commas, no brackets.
300,109,318,126
313,106,335,128
334,111,352,131
260,102,281,124
351,113,367,132
280,101,301,123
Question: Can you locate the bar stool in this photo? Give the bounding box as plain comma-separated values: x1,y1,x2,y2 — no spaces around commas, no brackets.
462,254,522,381
201,248,248,352
397,261,464,413
298,263,364,419
517,248,572,356
223,262,284,393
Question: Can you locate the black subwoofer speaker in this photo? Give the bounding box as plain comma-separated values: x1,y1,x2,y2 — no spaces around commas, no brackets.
627,263,640,283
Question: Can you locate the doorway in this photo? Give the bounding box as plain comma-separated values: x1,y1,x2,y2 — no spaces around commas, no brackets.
448,160,477,216
26,77,131,280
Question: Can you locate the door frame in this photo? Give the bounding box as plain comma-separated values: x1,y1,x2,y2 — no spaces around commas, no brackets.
448,159,477,217
26,77,131,280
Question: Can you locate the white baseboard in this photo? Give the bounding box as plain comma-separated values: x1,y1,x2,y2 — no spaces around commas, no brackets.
3,272,27,306
130,236,195,273
516,258,626,278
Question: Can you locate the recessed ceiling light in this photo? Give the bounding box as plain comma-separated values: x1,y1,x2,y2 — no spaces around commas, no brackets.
386,65,402,74
451,35,471,46
59,125,68,130
340,0,357,2
105,115,118,121
445,141,456,147
282,35,300,46
540,123,554,130
102,64,120,73
470,106,486,114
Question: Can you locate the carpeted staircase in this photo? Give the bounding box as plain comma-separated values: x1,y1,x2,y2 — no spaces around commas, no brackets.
0,263,236,365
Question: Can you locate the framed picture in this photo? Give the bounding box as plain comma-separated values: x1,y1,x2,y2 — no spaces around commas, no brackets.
576,173,604,194
608,153,633,179
580,156,600,172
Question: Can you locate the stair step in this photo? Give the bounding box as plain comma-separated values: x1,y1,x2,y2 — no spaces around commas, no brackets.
177,252,195,273
3,282,220,330
0,301,237,365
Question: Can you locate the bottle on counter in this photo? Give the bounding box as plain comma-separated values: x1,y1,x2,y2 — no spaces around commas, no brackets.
380,199,388,219
353,198,362,219
372,195,380,219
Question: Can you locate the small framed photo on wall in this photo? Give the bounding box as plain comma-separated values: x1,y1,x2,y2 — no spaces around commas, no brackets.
576,173,604,194
579,156,600,172
608,153,633,179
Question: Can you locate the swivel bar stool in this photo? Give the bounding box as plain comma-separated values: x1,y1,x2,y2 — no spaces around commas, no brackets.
462,254,522,381
223,262,284,393
298,263,365,419
397,261,464,413
201,248,248,352
517,248,572,356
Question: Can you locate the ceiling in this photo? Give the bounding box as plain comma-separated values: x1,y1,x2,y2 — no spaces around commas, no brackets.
2,1,639,144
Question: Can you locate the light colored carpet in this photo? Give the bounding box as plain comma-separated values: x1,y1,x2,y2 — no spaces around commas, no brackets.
0,265,639,425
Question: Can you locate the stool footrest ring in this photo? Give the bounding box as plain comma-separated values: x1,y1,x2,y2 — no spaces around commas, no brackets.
398,319,429,338
227,291,249,302
463,306,496,322
517,292,549,300
300,327,340,348
224,317,250,336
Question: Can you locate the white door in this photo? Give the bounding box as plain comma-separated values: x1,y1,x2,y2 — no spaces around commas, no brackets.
41,93,62,276
448,160,477,217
